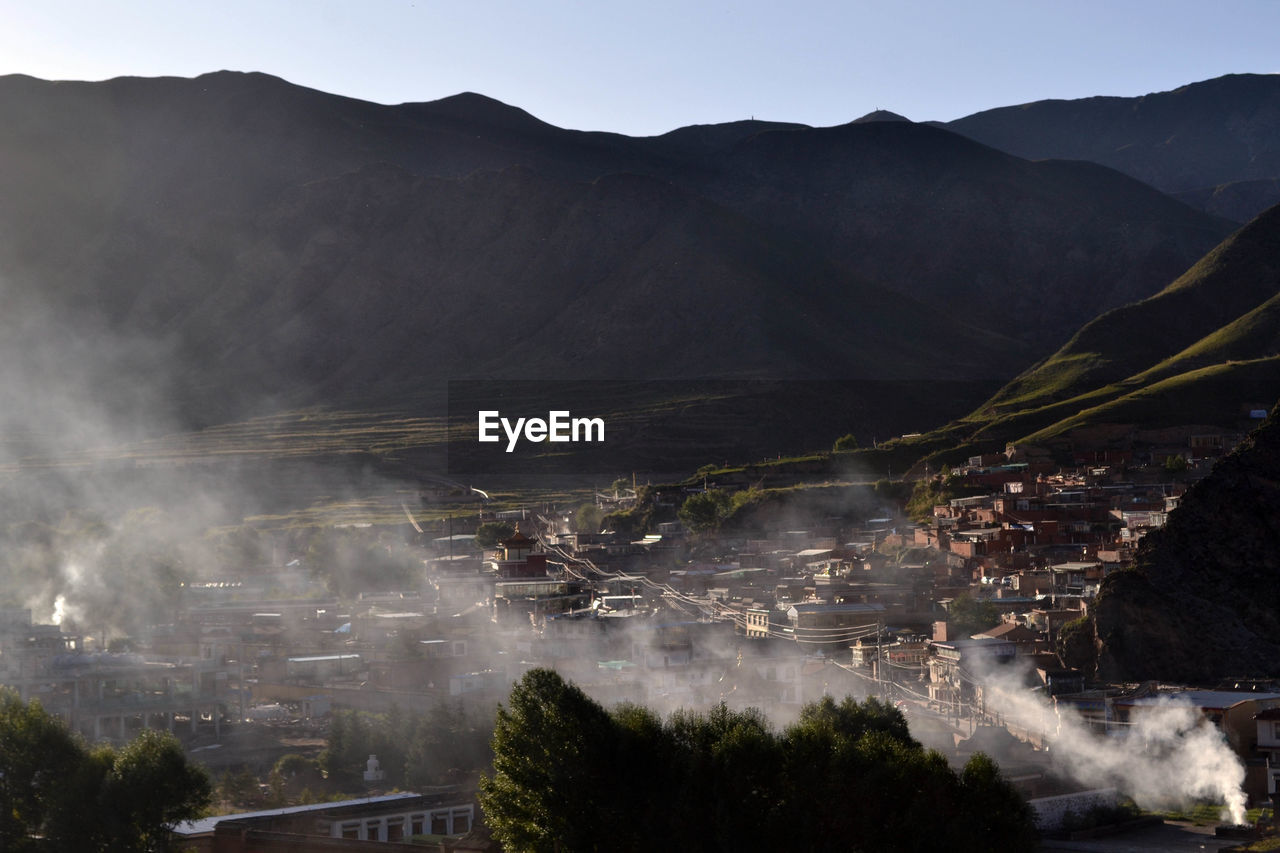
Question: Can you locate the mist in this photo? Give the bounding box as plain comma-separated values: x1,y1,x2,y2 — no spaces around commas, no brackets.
974,659,1248,824
0,270,420,640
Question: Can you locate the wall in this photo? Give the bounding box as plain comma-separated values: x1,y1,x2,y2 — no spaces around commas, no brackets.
1027,788,1118,830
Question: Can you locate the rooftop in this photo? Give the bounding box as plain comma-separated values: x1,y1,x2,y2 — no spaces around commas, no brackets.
174,793,423,836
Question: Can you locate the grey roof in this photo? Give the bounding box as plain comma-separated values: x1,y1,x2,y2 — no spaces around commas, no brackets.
174,793,422,835
1124,690,1280,710
789,602,885,614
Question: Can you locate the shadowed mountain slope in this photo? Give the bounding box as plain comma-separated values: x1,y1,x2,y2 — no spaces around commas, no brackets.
1094,403,1280,681
0,71,1234,440
946,73,1280,222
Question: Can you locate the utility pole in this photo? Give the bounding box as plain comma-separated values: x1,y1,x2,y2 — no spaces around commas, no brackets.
876,618,885,701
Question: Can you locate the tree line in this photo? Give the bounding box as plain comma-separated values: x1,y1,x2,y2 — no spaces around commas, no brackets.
0,689,211,852
320,700,493,791
480,669,1037,852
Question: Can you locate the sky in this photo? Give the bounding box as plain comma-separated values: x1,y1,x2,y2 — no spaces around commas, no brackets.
0,0,1277,136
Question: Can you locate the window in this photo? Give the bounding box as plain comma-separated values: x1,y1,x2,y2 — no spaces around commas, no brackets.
452,809,472,833
432,812,449,835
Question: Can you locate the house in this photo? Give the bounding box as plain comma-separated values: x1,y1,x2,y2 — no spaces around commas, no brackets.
927,637,1017,707
172,791,480,850
785,602,885,651
1113,690,1280,803
971,622,1048,655
1255,707,1280,799
487,530,548,579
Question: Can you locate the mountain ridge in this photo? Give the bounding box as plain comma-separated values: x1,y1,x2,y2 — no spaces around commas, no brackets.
946,72,1280,221
0,71,1241,450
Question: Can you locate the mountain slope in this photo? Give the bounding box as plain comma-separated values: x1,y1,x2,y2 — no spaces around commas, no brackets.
946,73,1280,221
1094,403,1280,681
880,203,1280,468
0,71,1234,442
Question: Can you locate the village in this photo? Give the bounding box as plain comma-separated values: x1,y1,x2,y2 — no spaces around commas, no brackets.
2,419,1279,850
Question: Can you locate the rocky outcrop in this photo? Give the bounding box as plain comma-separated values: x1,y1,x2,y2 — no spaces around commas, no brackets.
1094,405,1280,681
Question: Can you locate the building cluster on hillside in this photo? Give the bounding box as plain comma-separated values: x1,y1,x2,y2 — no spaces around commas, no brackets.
4,434,1279,847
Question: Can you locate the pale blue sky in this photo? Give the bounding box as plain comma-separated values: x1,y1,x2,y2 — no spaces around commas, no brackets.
1,0,1276,136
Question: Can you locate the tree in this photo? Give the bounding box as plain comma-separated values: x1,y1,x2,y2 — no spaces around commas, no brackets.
103,729,212,851
678,490,731,533
218,767,261,808
574,503,603,534
474,521,515,549
1163,453,1188,480
1057,615,1097,675
0,689,210,852
479,669,619,852
833,432,859,453
947,593,1003,637
480,670,1037,853
0,690,85,851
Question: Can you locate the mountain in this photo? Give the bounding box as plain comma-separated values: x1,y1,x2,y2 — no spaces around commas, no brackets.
946,74,1280,222
0,71,1234,450
879,203,1280,470
1093,403,1280,681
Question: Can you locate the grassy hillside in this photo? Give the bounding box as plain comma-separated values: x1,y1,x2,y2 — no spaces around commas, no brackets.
873,204,1280,470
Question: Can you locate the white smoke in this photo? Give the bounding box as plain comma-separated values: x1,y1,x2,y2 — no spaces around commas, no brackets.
976,662,1248,824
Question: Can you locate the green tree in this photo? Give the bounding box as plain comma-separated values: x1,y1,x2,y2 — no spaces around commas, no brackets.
0,690,210,852
218,766,261,808
955,752,1038,851
404,700,493,788
1057,615,1097,675
0,691,85,851
104,729,212,851
678,490,731,533
905,474,990,523
947,593,1002,637
480,671,1036,853
474,521,515,549
574,503,604,534
794,694,915,746
480,669,622,852
833,432,859,453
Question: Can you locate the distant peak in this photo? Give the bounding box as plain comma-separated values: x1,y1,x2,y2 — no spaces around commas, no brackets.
852,110,912,124
191,70,293,89
413,91,553,132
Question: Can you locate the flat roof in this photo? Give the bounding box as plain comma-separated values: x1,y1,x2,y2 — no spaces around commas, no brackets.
175,793,423,835
287,654,362,663
789,602,885,613
1125,690,1280,709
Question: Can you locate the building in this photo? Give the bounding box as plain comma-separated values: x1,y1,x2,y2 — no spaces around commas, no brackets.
1256,707,1280,799
172,791,480,850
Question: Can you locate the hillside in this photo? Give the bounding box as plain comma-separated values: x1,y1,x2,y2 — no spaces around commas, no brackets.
879,203,1280,470
1093,404,1280,681
0,71,1234,459
946,73,1280,222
